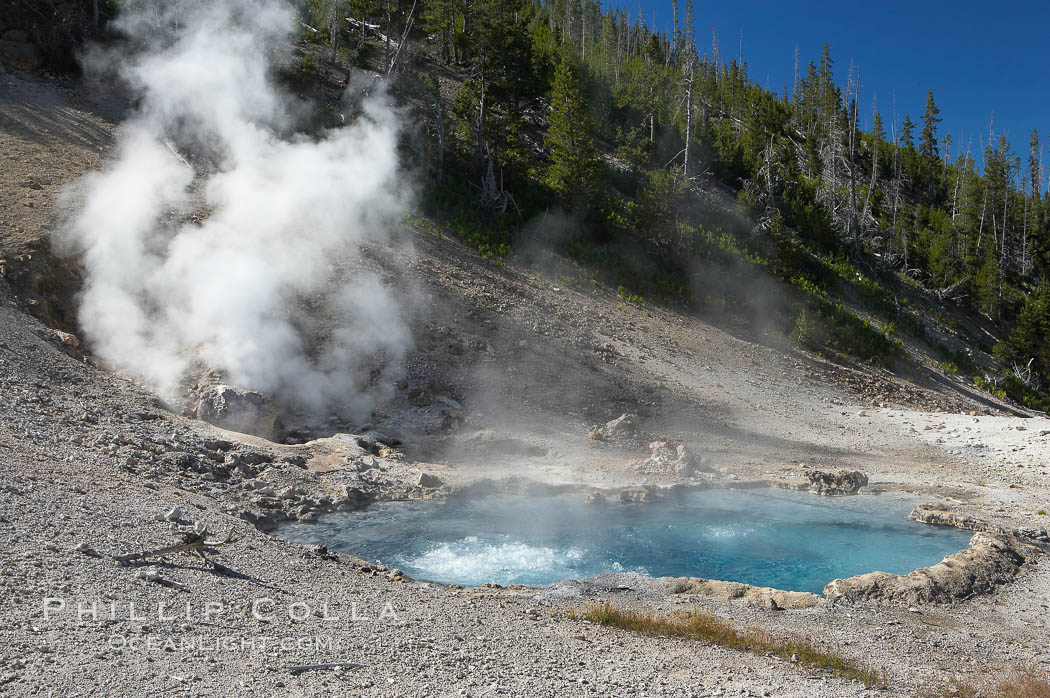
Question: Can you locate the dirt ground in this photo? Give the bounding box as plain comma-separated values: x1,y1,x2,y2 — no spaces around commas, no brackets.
1,68,1048,697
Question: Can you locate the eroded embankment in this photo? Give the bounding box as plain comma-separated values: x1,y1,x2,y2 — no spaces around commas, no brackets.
823,504,1047,604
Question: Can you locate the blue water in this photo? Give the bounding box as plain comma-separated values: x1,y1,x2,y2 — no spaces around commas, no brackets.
278,488,972,593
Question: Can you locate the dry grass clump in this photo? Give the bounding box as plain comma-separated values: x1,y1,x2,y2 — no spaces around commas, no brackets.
923,669,1050,697
573,602,886,689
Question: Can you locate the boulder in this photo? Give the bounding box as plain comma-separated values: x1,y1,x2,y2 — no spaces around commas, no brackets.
632,441,701,478
417,471,443,488
238,509,277,532
2,29,28,42
617,486,662,503
341,486,373,510
195,385,280,441
584,490,607,505
805,469,868,495
599,413,638,440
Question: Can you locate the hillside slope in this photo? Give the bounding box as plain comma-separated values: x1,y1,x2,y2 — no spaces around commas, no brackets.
2,56,1050,698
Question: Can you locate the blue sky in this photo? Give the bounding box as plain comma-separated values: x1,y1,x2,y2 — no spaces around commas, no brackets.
619,1,1049,176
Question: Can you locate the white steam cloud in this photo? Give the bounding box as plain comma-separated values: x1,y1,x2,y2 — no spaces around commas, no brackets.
60,0,412,420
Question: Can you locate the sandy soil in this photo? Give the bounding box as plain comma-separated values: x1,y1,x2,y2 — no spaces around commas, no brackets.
1,68,1048,697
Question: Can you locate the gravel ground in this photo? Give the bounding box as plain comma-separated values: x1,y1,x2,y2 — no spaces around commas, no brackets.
1,68,1048,697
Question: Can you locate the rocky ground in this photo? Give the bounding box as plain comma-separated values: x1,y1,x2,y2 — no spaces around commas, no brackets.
2,67,1049,697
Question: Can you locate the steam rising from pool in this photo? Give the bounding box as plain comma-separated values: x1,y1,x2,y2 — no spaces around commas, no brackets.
60,0,412,419
279,489,972,593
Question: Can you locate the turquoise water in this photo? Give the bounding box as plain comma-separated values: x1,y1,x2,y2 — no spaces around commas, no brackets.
278,488,972,593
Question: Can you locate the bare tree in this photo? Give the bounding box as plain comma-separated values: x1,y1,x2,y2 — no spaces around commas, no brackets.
684,61,693,178
846,61,860,252
860,94,879,229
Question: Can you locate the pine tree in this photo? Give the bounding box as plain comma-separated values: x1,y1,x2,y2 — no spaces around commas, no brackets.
1023,129,1041,275
1029,129,1042,197
545,54,599,210
919,89,941,161
900,115,915,150
998,281,1050,383
421,0,455,64
817,42,836,118
872,110,885,144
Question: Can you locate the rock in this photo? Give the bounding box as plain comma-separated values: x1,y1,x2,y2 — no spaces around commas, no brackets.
1018,527,1049,542
163,506,183,521
356,455,377,471
355,436,382,455
459,430,547,457
417,472,443,488
908,505,1000,533
195,385,280,441
0,38,41,70
599,413,638,440
584,491,607,505
74,542,96,555
632,441,703,478
238,509,277,532
823,532,1032,604
660,577,821,610
254,514,277,532
342,486,373,510
804,469,868,495
2,29,28,42
617,486,662,503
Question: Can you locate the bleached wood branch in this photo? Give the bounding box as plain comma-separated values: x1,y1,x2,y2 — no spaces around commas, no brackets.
386,0,417,77
135,569,190,591
288,662,365,673
116,528,240,564
346,16,388,44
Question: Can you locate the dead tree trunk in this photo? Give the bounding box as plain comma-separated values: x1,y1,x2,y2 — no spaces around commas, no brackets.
684,62,693,178
435,98,444,178
846,63,860,252
861,97,879,225
384,0,392,72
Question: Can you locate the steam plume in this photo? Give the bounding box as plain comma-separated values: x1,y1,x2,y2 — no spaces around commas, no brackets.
60,0,412,420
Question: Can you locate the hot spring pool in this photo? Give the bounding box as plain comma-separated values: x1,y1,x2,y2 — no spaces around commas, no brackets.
277,488,972,593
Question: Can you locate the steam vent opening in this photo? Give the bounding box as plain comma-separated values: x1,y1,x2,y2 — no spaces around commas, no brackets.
276,488,972,593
